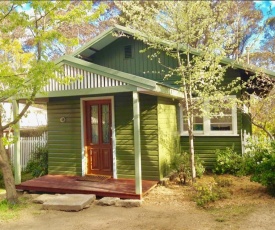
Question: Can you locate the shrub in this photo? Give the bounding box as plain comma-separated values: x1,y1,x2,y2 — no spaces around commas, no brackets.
213,147,244,176
250,152,275,195
214,176,233,187
243,137,273,175
244,140,275,195
24,146,48,177
170,152,205,181
192,179,230,207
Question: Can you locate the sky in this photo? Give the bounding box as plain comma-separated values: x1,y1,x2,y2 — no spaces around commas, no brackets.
254,1,275,18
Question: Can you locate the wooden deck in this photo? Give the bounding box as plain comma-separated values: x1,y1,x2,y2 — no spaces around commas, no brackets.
16,175,157,199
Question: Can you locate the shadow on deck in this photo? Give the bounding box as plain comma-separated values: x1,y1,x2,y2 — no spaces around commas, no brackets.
15,175,158,199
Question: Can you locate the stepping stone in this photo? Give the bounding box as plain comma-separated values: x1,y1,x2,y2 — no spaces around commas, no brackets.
42,194,96,211
115,199,142,208
33,194,60,204
97,197,120,206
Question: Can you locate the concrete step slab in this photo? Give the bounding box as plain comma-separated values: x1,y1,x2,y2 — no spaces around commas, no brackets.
42,194,96,211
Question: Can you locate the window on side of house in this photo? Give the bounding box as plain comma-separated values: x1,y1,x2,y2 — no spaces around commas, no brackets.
182,106,204,134
180,96,238,136
124,45,132,59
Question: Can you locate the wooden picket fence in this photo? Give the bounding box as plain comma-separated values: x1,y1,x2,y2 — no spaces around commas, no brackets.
8,132,47,171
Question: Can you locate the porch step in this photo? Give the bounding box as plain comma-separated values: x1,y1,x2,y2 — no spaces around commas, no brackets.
33,194,96,211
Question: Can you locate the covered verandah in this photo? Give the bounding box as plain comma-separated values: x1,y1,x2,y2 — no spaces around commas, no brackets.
13,56,184,199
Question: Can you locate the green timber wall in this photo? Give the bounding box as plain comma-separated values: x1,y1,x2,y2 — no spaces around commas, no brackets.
47,97,82,175
140,94,159,180
114,93,135,179
157,97,180,179
91,37,178,87
115,93,160,180
180,136,242,169
91,37,245,90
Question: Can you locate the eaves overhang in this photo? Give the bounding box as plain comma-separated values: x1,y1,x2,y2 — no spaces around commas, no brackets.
71,24,275,80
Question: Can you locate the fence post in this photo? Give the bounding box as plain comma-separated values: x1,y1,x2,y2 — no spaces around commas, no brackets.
12,100,21,184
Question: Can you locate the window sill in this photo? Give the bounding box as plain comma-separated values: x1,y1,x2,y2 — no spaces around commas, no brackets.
180,133,239,137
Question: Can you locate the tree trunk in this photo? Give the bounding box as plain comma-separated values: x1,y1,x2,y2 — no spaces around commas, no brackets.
188,131,196,182
0,132,18,204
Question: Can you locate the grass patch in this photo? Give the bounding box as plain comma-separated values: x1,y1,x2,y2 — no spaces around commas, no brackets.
207,204,256,223
0,196,30,221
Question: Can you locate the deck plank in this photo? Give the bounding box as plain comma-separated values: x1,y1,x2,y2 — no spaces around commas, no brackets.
16,175,157,199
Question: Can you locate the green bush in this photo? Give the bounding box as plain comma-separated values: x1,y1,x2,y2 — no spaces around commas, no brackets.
244,140,275,195
24,146,48,177
193,180,230,207
170,152,205,180
250,152,275,195
213,147,244,176
214,176,233,187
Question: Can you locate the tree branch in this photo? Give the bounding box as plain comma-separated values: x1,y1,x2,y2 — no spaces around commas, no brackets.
0,88,37,131
0,3,16,23
251,119,274,140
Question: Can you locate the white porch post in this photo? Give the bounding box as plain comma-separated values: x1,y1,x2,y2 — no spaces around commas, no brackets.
12,100,21,184
133,91,142,195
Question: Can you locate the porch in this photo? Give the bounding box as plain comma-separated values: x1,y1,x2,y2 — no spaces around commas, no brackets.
15,175,158,199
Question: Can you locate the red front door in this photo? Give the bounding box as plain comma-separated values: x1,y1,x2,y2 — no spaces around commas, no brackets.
84,100,113,176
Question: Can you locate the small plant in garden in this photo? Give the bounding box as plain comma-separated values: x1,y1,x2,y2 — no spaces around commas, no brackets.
214,176,233,187
213,147,244,176
24,146,48,177
192,177,231,207
170,152,205,184
192,180,230,207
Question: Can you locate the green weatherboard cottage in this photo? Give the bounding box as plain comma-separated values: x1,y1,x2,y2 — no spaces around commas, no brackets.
36,25,274,193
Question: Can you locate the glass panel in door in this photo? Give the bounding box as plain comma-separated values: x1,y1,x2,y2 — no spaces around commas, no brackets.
102,104,110,144
91,105,99,144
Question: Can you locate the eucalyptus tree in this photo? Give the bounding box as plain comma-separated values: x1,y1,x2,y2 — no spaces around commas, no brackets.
250,16,275,71
0,0,106,204
116,1,242,181
245,15,275,138
221,1,263,61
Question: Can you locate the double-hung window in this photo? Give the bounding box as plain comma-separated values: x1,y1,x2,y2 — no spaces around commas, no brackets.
180,95,238,136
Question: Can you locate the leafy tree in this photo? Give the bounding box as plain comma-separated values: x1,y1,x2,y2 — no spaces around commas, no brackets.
0,0,106,204
116,1,242,181
247,88,275,140
250,16,275,71
221,1,263,61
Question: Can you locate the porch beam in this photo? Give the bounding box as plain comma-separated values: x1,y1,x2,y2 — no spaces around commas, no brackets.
36,85,137,98
133,91,142,195
12,100,21,185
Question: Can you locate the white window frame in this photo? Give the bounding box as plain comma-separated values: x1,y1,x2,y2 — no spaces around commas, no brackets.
179,95,238,136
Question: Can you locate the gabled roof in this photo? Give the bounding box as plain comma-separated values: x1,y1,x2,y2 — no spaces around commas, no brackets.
71,25,137,58
55,55,157,91
72,24,275,79
53,55,184,99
